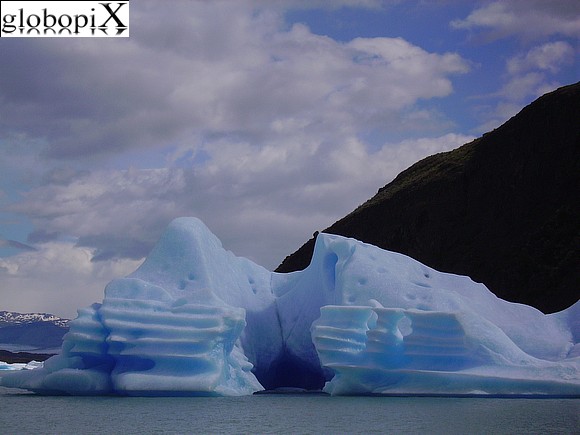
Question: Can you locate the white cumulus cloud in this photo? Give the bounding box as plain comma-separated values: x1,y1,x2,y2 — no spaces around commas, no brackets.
507,41,575,75
0,241,142,318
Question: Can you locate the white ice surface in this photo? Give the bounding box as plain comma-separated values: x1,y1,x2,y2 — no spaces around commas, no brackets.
1,218,578,396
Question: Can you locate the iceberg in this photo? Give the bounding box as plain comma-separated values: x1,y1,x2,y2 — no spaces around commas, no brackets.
1,217,578,396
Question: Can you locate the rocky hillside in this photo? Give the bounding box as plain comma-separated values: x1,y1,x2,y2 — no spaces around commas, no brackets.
277,82,580,314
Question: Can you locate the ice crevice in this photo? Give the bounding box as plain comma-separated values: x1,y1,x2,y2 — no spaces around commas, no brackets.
1,217,578,396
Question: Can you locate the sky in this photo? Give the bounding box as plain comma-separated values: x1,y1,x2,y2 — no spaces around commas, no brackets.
0,0,578,318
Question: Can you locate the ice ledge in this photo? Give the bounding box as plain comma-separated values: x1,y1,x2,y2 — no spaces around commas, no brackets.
312,305,580,396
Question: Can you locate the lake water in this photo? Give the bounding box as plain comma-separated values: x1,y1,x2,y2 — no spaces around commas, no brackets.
1,387,578,434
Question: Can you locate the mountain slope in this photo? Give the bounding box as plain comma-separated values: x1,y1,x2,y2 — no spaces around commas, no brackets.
0,311,70,351
277,82,580,314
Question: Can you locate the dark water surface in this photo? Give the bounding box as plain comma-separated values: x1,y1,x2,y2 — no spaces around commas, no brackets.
1,387,578,434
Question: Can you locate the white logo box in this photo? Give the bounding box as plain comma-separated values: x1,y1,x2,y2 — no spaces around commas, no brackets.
1,1,129,37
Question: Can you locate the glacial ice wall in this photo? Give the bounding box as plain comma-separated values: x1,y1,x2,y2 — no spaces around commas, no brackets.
1,217,578,396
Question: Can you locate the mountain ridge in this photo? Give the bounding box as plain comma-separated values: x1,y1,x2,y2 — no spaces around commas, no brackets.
277,82,580,314
0,311,70,352
0,311,70,328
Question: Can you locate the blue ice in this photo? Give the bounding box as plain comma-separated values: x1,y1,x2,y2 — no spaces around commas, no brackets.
1,218,578,396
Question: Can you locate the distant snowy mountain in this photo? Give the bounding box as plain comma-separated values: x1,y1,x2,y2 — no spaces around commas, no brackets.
0,311,70,328
0,311,70,352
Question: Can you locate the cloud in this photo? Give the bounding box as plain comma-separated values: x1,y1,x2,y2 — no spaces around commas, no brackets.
0,241,142,318
11,168,188,258
1,1,477,316
0,1,468,162
500,72,547,101
449,2,578,134
506,41,575,75
0,239,37,252
10,133,473,272
474,39,575,132
500,41,573,103
2,1,472,262
451,0,580,40
261,0,386,9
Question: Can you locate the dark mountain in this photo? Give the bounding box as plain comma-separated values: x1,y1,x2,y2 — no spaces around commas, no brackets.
0,311,70,351
277,82,580,314
0,350,55,364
